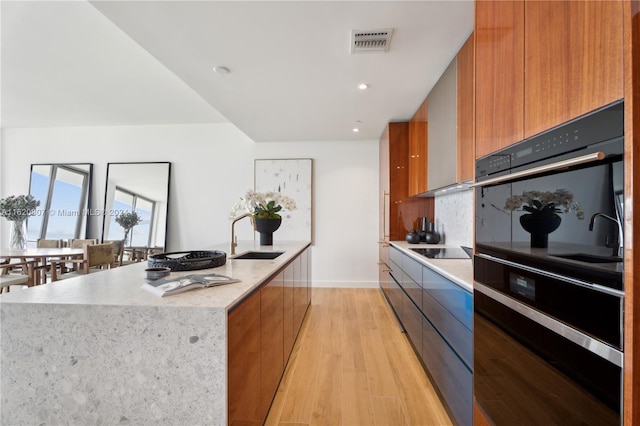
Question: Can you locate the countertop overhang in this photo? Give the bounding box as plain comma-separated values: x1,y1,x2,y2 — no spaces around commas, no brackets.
0,240,311,311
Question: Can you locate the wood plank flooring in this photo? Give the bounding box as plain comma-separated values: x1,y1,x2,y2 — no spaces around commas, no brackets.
265,288,453,426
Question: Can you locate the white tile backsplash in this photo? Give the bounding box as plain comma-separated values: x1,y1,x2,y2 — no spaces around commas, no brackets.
434,189,473,247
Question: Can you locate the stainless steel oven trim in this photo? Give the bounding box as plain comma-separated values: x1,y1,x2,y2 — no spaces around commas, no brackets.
475,281,623,367
472,151,605,187
476,253,624,298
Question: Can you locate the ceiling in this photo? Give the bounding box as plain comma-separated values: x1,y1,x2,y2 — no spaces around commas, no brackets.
1,1,474,142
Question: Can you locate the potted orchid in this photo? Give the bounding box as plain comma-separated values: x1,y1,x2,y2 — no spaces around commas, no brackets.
504,189,583,248
0,194,40,250
230,190,297,245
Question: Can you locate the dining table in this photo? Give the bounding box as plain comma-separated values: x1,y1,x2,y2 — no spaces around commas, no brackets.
0,247,85,285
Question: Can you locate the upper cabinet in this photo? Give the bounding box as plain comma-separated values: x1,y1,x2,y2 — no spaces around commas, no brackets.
475,0,525,159
428,58,459,191
408,32,474,194
523,0,624,138
475,0,623,159
408,99,428,196
456,35,475,183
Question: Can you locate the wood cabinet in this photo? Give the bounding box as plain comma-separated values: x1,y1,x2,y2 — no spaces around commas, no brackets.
379,122,434,242
408,99,428,196
260,271,284,415
228,289,262,425
475,0,525,159
228,247,310,425
408,32,474,193
524,0,624,138
457,34,475,182
475,0,623,159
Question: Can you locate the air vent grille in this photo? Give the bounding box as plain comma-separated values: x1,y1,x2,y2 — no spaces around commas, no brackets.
351,28,394,53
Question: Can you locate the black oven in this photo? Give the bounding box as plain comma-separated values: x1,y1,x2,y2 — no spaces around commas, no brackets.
474,101,624,425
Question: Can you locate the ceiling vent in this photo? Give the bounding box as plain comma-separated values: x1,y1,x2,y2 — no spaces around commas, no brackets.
350,28,394,54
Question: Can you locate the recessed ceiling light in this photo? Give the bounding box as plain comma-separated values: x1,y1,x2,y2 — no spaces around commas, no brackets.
213,66,230,74
352,127,360,133
358,83,369,90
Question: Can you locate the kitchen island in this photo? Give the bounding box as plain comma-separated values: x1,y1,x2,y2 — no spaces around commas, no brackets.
0,241,311,425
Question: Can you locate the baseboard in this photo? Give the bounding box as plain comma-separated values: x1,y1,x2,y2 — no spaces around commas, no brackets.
311,281,379,289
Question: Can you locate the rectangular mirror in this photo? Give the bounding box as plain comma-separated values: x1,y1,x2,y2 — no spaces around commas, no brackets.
28,163,93,246
102,162,171,253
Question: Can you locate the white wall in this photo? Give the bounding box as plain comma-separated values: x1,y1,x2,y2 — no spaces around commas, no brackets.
0,123,380,287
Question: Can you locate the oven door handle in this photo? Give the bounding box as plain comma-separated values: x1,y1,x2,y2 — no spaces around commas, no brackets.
471,151,605,187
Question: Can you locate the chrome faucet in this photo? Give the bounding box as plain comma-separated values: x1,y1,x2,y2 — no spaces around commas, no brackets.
230,213,256,256
588,213,623,257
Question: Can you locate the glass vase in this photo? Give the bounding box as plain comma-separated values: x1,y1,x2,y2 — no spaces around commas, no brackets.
10,219,27,250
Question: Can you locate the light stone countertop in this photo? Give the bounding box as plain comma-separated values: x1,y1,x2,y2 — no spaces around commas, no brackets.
0,240,310,310
390,241,473,292
0,240,310,425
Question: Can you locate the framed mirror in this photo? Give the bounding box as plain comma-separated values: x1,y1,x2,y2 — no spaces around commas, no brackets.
102,162,171,253
28,163,93,246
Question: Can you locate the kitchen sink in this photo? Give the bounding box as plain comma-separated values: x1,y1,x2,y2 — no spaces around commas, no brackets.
551,253,623,264
232,251,284,260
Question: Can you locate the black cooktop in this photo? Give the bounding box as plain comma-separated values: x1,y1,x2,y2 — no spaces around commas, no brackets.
410,247,471,260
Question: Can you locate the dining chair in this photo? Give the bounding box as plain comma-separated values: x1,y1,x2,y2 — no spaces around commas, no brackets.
36,239,63,248
102,240,127,267
50,243,115,282
0,260,37,293
67,238,98,248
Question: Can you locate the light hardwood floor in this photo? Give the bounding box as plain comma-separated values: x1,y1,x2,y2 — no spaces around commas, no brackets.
265,288,453,426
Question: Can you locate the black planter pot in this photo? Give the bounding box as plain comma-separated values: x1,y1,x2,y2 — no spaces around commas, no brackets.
520,213,562,248
254,217,282,245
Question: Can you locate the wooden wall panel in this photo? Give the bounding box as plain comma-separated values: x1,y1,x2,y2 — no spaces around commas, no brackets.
524,0,624,139
457,33,475,182
475,0,524,159
624,2,640,425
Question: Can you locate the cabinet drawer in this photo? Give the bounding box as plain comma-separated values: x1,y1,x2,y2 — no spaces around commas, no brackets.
401,270,422,310
402,254,423,286
388,274,404,328
389,258,401,284
422,317,472,426
402,290,423,359
422,265,472,329
390,246,403,269
422,289,472,368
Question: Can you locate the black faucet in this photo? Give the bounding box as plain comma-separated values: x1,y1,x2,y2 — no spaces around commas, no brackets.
588,213,623,257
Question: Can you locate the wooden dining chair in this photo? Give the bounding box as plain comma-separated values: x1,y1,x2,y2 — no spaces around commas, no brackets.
0,260,37,293
103,240,126,267
67,238,98,248
36,239,63,248
50,243,115,282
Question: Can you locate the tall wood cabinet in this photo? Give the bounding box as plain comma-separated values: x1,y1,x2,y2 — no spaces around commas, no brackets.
475,0,624,159
409,99,428,196
379,123,433,292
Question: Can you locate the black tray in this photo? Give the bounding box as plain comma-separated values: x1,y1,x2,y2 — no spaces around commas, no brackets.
147,250,226,271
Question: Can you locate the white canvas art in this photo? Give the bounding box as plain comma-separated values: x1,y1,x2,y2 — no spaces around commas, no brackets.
254,158,313,242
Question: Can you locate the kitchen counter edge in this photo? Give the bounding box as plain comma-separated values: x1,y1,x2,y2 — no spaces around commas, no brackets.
389,241,473,292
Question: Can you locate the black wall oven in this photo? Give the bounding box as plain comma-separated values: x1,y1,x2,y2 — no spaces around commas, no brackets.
474,101,624,425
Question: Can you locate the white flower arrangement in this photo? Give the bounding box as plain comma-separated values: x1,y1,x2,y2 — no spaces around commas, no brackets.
504,189,584,219
230,190,297,220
